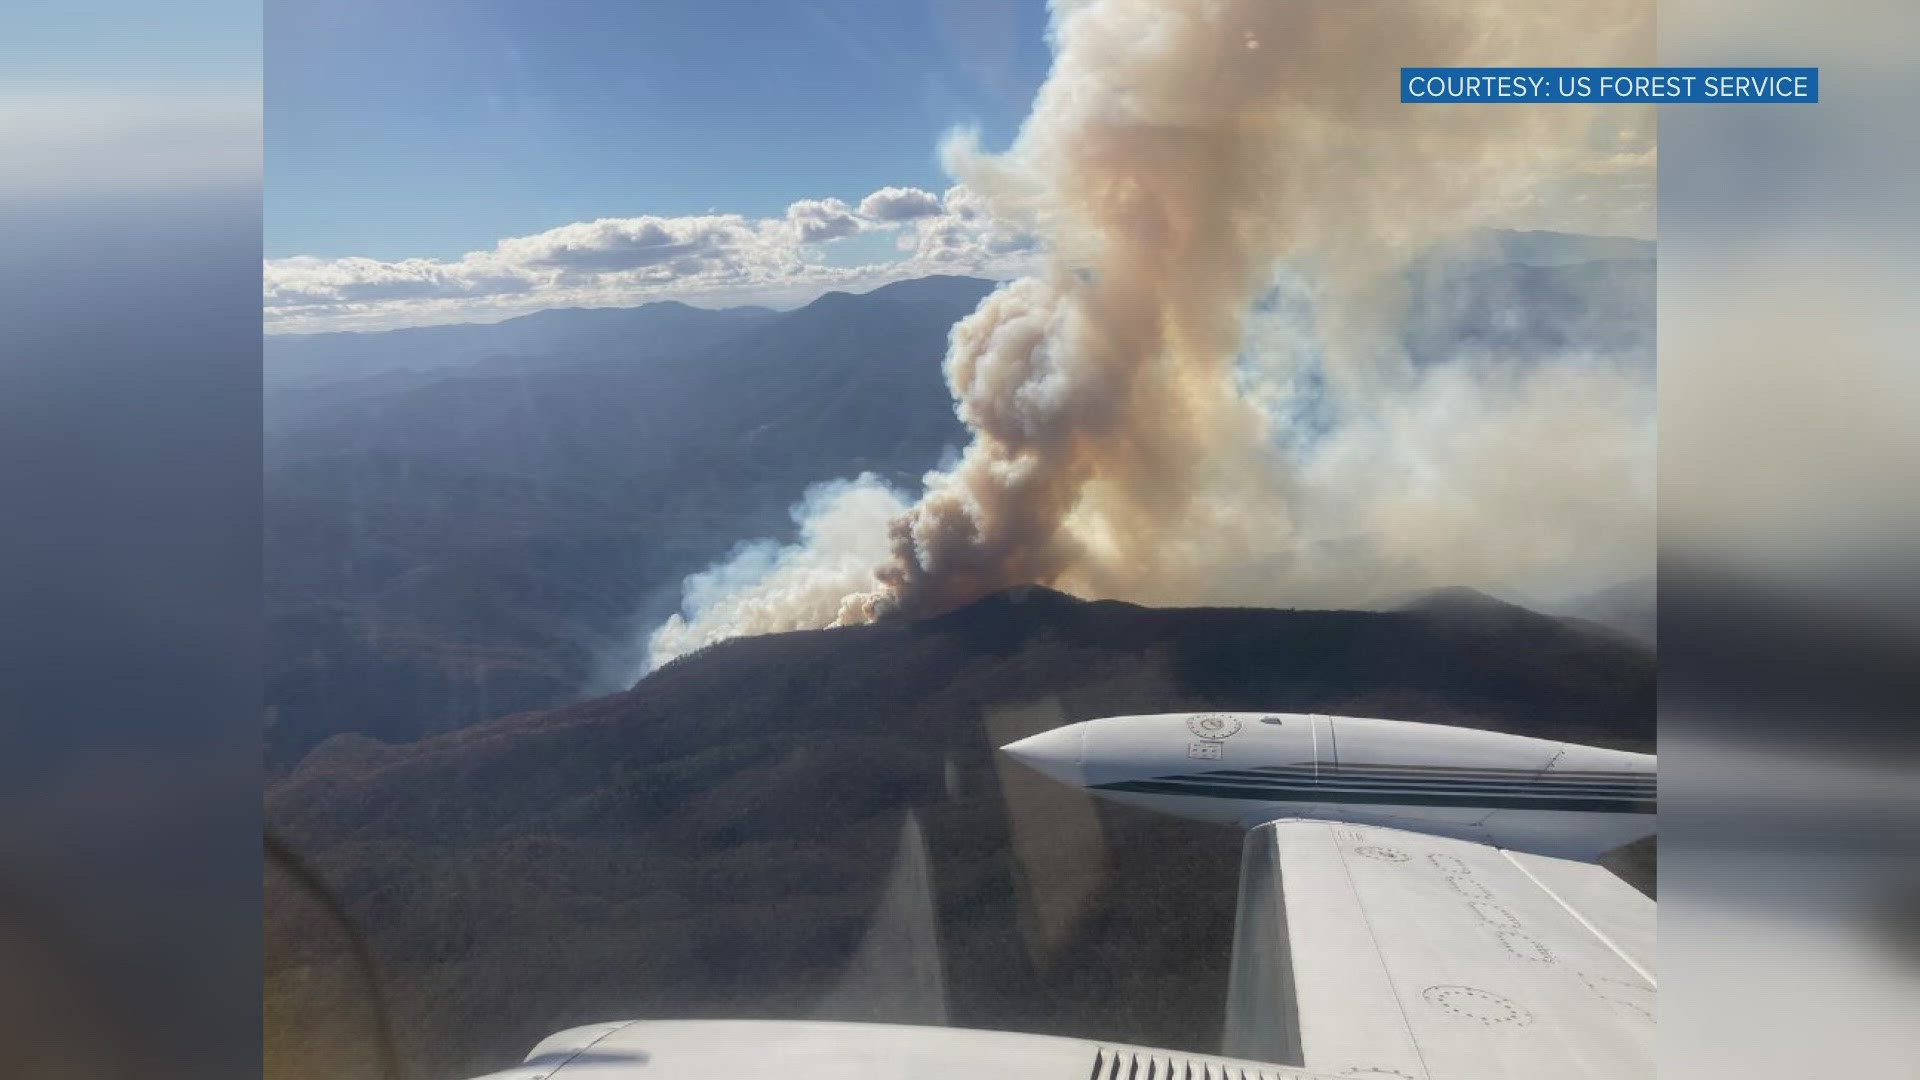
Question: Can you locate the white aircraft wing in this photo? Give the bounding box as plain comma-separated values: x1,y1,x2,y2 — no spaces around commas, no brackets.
468,714,1659,1079
1224,819,1656,1080
471,1019,1355,1079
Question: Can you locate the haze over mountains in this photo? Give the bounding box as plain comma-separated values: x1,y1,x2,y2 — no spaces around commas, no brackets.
265,275,992,763
263,231,1652,766
267,300,774,389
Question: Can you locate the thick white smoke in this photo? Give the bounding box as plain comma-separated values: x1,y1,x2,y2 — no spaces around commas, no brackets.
645,475,911,670
643,0,1654,672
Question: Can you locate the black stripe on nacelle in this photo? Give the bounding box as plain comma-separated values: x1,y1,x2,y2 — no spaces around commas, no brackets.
1092,778,1656,814
1330,762,1653,779
1198,772,1654,797
1168,775,1656,803
1229,764,1656,784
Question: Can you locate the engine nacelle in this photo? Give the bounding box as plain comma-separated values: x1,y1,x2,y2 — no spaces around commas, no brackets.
1002,713,1654,861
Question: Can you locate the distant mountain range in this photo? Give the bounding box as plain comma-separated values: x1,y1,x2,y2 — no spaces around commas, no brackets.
266,298,778,387
264,232,1653,767
266,585,1654,1080
265,275,995,764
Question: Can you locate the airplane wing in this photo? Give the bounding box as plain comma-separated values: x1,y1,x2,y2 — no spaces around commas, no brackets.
472,1019,1356,1079
467,714,1657,1079
468,820,1655,1080
1224,819,1655,1080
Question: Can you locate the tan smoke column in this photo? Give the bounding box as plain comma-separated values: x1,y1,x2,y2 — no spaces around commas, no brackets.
837,0,1651,622
644,0,1653,670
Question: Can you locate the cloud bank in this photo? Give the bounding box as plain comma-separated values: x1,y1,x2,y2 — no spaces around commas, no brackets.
265,185,1036,333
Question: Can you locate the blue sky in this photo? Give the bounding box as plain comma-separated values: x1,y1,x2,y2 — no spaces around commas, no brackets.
261,0,1652,334
268,0,1052,261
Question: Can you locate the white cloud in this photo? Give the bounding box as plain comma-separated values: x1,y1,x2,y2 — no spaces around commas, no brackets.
784,197,864,243
496,214,770,272
266,211,820,330
857,185,942,221
262,254,536,306
906,184,1038,266
265,182,1047,333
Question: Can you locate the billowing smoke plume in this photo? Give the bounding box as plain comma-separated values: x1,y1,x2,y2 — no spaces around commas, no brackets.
647,475,910,666
644,0,1653,672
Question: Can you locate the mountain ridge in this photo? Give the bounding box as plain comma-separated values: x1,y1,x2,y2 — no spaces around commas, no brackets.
264,239,1652,766
268,585,1652,1080
265,276,997,764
